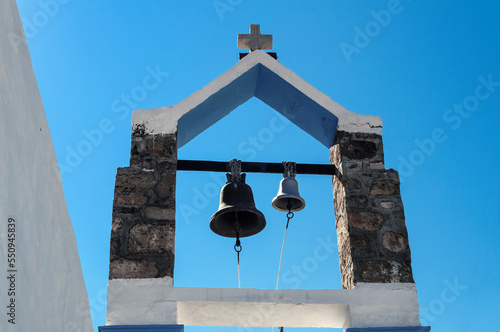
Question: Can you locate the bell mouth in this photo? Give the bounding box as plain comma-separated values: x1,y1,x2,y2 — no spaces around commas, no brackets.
210,208,266,238
272,195,306,212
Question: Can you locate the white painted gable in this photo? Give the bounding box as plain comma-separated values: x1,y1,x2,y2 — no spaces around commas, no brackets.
133,50,382,148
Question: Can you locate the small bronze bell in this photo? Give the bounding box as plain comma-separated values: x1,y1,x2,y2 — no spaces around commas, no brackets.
272,176,306,212
210,173,266,238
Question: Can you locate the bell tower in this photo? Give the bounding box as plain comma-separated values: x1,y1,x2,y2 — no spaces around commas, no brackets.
100,25,430,332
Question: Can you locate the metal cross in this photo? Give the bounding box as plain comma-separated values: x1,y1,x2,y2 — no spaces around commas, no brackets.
237,24,273,51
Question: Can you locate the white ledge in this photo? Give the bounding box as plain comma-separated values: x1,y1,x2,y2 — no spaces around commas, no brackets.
107,278,420,330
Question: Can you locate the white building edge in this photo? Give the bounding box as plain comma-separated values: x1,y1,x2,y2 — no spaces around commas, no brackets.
0,1,93,331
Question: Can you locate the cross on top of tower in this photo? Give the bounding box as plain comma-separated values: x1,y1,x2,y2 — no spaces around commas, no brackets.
238,24,273,51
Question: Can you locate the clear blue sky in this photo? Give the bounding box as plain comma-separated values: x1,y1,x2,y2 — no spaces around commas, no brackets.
16,1,500,331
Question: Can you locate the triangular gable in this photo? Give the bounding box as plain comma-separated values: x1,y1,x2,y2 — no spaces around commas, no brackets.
133,50,382,148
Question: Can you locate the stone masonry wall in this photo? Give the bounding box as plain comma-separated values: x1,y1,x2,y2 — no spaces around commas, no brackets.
330,130,414,289
109,125,177,279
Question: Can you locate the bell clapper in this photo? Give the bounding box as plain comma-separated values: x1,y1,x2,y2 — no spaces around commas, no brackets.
234,211,243,288
235,231,242,288
276,199,295,290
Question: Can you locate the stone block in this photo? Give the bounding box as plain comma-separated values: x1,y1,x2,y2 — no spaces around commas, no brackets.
369,162,385,169
382,231,408,253
131,134,177,159
156,174,176,198
109,258,158,279
345,178,362,190
342,140,377,160
129,224,175,253
112,217,124,233
360,260,414,283
115,169,154,196
145,207,175,221
350,235,374,257
115,196,148,206
370,180,400,196
333,131,384,166
347,195,368,207
380,201,396,209
146,135,177,158
347,211,384,231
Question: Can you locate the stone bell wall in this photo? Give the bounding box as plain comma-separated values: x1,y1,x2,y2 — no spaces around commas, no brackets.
330,130,414,289
107,124,414,290
109,124,177,279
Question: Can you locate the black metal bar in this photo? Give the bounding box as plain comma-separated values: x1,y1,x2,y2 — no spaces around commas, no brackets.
177,159,340,176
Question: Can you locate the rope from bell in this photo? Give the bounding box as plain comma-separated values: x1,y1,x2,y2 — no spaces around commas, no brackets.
276,161,297,290
276,207,293,290
275,162,298,332
228,159,245,332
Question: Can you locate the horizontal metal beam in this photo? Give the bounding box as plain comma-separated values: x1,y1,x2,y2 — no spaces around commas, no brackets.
177,160,340,177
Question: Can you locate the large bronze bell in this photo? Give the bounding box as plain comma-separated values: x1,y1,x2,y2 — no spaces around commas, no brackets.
210,173,266,238
272,176,306,212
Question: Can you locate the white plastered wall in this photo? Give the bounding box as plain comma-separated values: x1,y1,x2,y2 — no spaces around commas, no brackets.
107,278,421,329
0,1,93,331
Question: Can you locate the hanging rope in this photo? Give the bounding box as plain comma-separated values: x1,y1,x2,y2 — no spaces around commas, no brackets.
275,163,297,332
276,205,294,290
234,213,244,332
274,205,294,332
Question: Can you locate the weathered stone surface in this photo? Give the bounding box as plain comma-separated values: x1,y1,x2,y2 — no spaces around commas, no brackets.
342,140,377,160
155,174,176,198
380,201,396,209
345,178,362,190
109,258,158,279
369,162,385,169
116,196,148,206
112,205,141,216
109,131,178,280
146,135,177,158
157,264,174,278
360,260,414,283
350,235,373,257
131,133,177,160
393,213,408,232
109,237,121,258
347,195,368,206
115,170,154,196
144,207,175,221
112,217,124,233
129,224,175,253
370,180,399,196
383,231,408,252
333,131,385,168
339,243,355,289
345,161,362,170
347,211,384,231
331,130,413,288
